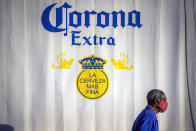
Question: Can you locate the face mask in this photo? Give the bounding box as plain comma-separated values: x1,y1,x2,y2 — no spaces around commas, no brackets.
158,101,168,112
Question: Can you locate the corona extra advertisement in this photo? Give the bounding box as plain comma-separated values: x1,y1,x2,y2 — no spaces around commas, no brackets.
0,0,196,131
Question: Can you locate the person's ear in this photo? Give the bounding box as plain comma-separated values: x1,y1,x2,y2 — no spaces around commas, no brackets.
154,98,160,105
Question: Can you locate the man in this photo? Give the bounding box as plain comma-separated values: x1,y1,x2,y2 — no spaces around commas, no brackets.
132,89,168,131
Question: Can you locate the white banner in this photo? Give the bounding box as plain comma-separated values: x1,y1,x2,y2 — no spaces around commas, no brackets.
0,0,196,131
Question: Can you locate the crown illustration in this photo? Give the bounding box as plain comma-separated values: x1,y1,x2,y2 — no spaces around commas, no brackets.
79,54,107,69
111,53,134,70
52,52,74,69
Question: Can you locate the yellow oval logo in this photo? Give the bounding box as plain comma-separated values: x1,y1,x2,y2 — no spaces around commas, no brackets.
76,54,109,100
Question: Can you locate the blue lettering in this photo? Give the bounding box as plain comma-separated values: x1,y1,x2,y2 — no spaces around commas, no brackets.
41,2,72,36
69,11,82,28
128,10,142,28
71,31,81,45
112,11,125,28
42,2,142,46
93,35,98,45
84,11,97,28
99,37,106,45
97,11,110,28
107,37,115,45
83,37,92,45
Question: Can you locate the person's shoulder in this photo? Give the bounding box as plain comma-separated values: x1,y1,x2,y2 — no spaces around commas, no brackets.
143,108,157,120
136,108,156,122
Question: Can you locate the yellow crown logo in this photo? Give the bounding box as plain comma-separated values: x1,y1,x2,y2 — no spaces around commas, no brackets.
79,54,106,69
52,52,74,69
111,53,134,70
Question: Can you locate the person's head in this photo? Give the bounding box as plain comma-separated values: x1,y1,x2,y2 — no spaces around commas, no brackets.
147,89,168,113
